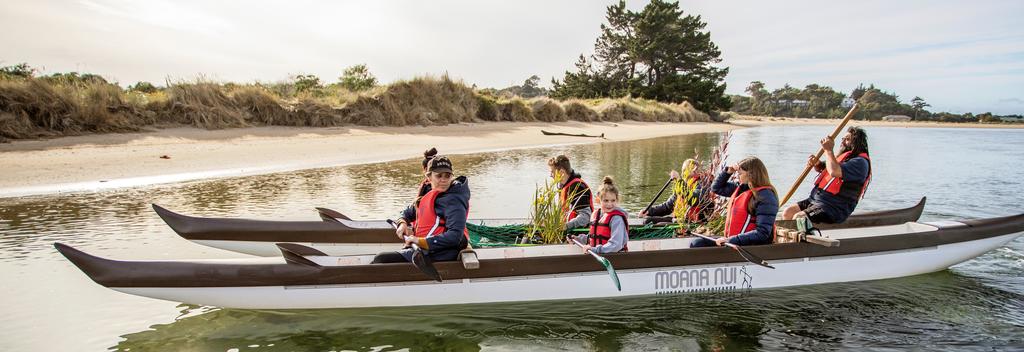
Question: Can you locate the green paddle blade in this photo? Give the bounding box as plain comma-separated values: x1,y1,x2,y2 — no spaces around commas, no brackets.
596,256,622,291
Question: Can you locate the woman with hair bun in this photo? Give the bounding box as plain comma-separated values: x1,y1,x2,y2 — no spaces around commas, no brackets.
379,155,470,263
394,147,440,241
417,147,439,197
571,176,629,254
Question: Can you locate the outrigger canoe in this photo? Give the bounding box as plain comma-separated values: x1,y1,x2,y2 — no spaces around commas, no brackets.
152,197,927,256
55,212,1022,310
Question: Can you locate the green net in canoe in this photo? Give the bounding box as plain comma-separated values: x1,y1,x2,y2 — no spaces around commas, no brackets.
466,222,680,247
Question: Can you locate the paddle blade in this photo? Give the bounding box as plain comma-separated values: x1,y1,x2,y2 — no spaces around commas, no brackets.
733,246,775,269
411,248,442,282
595,255,622,291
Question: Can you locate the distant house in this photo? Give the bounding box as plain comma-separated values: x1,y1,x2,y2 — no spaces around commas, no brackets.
841,97,856,108
776,99,809,107
882,115,912,122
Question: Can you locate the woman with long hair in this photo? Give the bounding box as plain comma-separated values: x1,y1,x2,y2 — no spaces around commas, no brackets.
693,156,779,247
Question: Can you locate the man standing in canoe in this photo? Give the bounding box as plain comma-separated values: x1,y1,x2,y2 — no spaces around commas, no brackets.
548,155,594,230
375,156,470,263
782,127,871,224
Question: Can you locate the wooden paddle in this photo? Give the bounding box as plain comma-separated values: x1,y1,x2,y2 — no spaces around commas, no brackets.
779,103,860,205
691,233,775,269
570,238,622,291
386,219,442,282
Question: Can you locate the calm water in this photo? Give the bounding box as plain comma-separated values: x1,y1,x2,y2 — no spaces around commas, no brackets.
1,125,1022,351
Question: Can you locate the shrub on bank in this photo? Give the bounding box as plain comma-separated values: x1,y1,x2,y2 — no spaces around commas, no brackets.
475,94,500,121
498,99,534,122
0,68,711,141
530,98,567,122
346,75,478,126
158,81,248,128
563,100,600,122
230,87,288,125
0,78,144,140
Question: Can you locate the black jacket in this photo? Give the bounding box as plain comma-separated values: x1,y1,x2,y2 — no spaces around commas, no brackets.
647,196,677,217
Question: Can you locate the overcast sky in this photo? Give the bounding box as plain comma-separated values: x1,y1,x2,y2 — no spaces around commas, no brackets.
2,0,1022,114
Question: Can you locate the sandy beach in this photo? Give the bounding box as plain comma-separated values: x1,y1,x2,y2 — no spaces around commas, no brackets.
3,117,1020,198
0,121,736,198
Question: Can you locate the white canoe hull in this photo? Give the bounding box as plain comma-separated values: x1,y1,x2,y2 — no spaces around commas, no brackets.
192,239,403,257
117,232,1020,309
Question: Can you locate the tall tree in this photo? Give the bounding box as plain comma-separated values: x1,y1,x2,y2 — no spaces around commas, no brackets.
552,0,730,112
745,81,768,114
910,96,930,120
550,55,609,100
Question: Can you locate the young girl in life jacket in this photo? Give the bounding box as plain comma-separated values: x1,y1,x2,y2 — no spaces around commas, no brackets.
571,176,629,254
692,156,779,248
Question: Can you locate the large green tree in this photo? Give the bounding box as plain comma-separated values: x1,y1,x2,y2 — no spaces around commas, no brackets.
550,55,612,100
551,0,730,112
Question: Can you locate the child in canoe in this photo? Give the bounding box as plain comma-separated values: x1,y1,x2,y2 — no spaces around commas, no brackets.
571,176,629,253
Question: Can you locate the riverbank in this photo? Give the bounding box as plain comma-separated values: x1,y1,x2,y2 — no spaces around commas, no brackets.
0,121,735,198
728,115,1024,129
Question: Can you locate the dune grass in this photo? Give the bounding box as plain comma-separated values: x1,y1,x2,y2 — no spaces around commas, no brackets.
0,73,711,142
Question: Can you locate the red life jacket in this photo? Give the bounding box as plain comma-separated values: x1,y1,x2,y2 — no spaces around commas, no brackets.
813,152,871,201
413,189,469,239
724,186,775,239
560,177,593,222
417,178,430,197
587,208,629,252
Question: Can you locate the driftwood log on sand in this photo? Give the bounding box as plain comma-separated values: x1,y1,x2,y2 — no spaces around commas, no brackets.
541,130,605,138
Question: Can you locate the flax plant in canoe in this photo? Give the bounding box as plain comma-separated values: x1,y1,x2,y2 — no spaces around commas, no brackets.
674,133,730,235
528,170,584,244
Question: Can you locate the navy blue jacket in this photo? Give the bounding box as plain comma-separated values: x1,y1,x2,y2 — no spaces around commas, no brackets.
808,156,869,223
710,170,778,246
400,176,470,261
